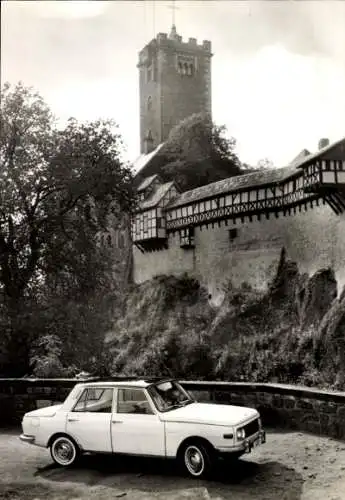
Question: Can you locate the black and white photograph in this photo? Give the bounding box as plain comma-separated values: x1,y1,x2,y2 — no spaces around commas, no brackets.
1,1,345,499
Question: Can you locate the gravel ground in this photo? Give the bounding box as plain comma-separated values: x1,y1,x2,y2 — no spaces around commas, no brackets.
0,428,345,500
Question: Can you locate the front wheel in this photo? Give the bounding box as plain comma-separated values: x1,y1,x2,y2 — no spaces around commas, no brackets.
180,442,213,479
50,436,80,467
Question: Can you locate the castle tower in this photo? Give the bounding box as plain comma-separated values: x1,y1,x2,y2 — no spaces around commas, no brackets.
137,25,212,154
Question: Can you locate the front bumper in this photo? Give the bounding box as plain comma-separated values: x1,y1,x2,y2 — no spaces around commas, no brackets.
217,429,266,455
20,434,35,444
243,429,266,453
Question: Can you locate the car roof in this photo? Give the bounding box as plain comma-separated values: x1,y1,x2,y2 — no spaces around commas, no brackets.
75,378,173,389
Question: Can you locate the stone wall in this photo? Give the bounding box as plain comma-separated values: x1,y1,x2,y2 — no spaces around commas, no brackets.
0,378,78,425
133,204,345,303
182,381,345,440
1,378,345,441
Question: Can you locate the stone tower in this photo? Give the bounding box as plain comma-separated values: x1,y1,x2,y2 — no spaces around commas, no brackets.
137,25,212,154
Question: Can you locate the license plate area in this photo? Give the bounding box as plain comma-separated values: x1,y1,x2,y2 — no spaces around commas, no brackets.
252,437,260,448
244,431,265,453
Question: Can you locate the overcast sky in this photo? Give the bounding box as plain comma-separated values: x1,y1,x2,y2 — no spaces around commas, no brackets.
2,0,345,167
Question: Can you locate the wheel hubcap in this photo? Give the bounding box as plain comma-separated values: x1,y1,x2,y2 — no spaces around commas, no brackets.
185,446,204,475
54,439,75,465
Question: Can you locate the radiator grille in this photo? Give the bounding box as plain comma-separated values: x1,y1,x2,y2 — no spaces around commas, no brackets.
243,418,259,437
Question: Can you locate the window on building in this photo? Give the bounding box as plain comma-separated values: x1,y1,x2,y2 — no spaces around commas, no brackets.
229,228,238,242
117,388,154,415
180,227,195,248
146,64,153,82
147,96,152,111
107,234,112,247
177,57,195,76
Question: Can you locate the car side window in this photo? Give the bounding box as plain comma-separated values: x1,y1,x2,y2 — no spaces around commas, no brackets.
117,388,154,415
73,388,114,413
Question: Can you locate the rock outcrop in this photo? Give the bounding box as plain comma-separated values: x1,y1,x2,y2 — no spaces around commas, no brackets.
106,248,345,389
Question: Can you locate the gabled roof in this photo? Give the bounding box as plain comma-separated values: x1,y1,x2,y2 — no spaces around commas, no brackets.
289,149,311,166
140,181,176,210
167,164,299,209
295,137,345,169
132,143,164,175
137,174,161,192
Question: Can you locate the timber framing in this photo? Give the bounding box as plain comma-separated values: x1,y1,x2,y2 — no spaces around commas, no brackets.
132,137,345,251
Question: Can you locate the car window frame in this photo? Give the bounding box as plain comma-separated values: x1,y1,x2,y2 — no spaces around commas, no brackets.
114,386,157,416
71,386,115,414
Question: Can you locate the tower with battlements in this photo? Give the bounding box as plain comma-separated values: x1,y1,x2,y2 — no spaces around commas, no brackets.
137,24,212,154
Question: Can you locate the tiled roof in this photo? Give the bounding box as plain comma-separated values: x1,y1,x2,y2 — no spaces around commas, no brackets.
137,174,160,192
166,137,345,209
167,164,299,209
140,181,175,210
289,149,311,166
132,143,164,175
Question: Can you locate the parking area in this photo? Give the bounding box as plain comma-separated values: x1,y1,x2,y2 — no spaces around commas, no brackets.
1,428,345,500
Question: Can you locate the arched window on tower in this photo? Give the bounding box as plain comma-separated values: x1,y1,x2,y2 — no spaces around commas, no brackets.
147,96,152,111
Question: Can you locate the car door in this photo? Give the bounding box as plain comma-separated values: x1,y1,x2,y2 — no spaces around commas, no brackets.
111,387,165,457
66,386,114,452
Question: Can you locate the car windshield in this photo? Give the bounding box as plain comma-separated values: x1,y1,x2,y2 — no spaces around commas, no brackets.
147,380,194,412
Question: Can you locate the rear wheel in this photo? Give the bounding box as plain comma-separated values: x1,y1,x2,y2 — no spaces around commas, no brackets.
180,441,214,479
50,436,80,467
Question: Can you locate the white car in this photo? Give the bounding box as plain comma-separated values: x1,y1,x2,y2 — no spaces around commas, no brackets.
20,378,266,478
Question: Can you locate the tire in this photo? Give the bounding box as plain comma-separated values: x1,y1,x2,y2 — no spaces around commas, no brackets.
180,441,213,479
50,435,80,467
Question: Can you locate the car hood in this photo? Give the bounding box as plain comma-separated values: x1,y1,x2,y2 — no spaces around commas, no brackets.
24,404,63,418
160,402,258,426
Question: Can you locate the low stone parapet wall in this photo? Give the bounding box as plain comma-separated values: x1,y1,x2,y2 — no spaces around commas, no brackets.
1,378,345,440
182,381,345,440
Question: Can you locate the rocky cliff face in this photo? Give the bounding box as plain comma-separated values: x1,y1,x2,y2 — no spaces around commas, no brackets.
106,248,345,389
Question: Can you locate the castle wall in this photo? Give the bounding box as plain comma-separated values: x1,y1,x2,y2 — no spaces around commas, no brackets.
133,204,345,300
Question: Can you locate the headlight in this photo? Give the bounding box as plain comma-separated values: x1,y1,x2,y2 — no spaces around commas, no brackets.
27,417,40,428
236,428,246,440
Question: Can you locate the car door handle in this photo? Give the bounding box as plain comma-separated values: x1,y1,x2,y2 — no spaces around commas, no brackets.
112,420,123,424
67,417,79,422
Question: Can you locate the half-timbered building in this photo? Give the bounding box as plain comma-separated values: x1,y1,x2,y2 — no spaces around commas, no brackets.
132,138,345,299
131,26,345,299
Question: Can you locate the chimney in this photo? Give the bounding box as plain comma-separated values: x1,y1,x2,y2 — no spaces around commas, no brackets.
318,138,330,150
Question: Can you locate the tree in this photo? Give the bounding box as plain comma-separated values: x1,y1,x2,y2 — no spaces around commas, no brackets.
160,112,242,190
256,158,275,170
0,82,133,305
0,82,134,374
135,112,243,191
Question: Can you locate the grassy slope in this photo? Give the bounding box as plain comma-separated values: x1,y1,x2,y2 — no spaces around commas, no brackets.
106,250,345,389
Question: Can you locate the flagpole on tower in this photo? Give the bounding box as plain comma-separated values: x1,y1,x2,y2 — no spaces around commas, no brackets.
152,0,156,38
167,0,179,36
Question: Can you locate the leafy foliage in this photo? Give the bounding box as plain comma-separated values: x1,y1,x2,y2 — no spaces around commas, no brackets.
160,112,242,190
0,82,133,304
136,112,244,191
107,258,345,390
0,82,134,376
